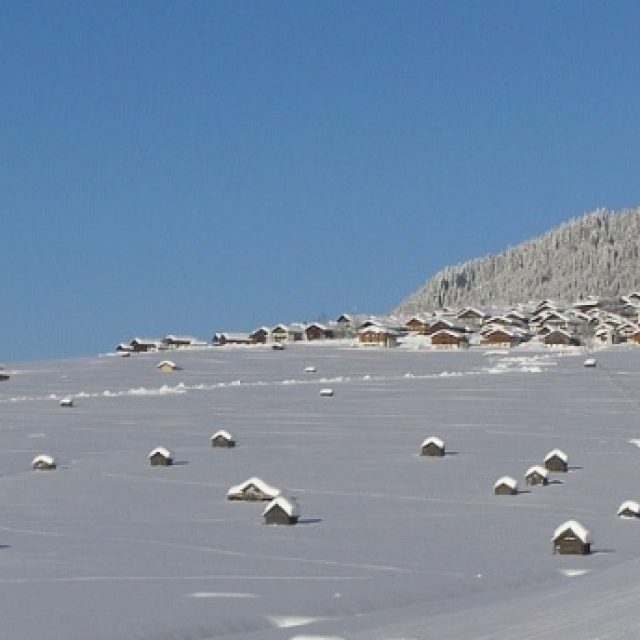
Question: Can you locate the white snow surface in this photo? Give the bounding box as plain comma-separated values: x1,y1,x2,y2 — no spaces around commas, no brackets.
2,344,640,639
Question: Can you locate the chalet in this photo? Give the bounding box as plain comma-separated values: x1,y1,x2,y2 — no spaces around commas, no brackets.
544,448,569,472
617,500,640,518
157,360,179,373
212,332,252,346
211,430,236,448
148,447,174,466
494,476,518,495
59,397,74,408
162,335,207,348
249,327,270,344
425,318,466,335
271,324,304,343
420,436,445,457
430,329,469,349
358,325,399,347
481,327,522,347
572,297,601,313
32,454,56,470
116,343,134,353
226,476,280,501
552,520,591,555
263,496,300,525
456,307,489,326
543,329,579,347
305,323,335,341
525,465,549,486
130,338,163,353
505,309,530,325
405,315,430,333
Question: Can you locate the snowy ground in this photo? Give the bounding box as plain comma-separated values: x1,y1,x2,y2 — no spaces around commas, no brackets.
1,343,640,639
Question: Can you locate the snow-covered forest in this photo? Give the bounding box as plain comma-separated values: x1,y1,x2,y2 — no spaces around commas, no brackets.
395,206,640,315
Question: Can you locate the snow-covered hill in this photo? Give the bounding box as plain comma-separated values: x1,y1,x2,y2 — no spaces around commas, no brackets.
395,206,640,314
1,343,640,639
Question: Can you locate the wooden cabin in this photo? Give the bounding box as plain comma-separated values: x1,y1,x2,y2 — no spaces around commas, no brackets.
358,325,399,347
212,332,252,346
263,496,300,525
405,316,429,333
552,520,591,555
31,454,56,470
430,329,468,349
319,388,335,397
543,330,579,347
456,307,488,326
157,360,179,373
525,465,549,486
211,430,236,448
130,338,162,352
544,449,569,472
59,397,74,408
494,476,518,495
305,323,335,341
617,500,640,519
249,327,270,344
420,436,445,457
226,476,280,501
148,447,174,466
481,328,521,347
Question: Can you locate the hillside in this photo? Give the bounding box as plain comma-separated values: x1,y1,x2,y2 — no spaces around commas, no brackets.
395,206,640,315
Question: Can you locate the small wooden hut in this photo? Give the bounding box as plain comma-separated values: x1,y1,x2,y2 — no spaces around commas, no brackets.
148,446,174,466
263,496,300,525
494,476,518,495
420,436,445,457
319,388,334,397
544,448,569,472
226,476,280,501
525,465,549,486
31,454,56,470
59,397,74,408
552,520,591,555
157,360,179,373
617,500,640,519
211,429,236,448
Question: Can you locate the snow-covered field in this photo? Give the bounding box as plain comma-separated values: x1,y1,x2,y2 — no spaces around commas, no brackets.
2,344,640,639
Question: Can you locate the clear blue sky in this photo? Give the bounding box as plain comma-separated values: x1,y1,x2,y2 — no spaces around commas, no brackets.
2,1,640,361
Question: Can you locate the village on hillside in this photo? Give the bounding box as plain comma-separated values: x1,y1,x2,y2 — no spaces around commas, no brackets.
115,292,640,354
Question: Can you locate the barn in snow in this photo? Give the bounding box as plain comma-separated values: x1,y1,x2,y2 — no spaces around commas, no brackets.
494,476,518,495
32,454,56,470
148,447,174,466
211,430,236,448
617,500,640,519
263,496,300,525
552,520,591,555
525,465,549,486
420,436,445,457
227,477,280,501
544,448,569,472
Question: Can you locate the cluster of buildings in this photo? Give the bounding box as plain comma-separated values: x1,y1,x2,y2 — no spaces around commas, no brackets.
115,292,640,353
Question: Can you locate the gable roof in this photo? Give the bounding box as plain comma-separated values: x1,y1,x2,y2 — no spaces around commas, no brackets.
552,519,591,543
226,476,280,499
262,496,300,518
544,448,568,463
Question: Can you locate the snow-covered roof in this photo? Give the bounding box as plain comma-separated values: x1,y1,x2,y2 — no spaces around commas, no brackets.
319,388,335,396
617,500,640,516
32,454,55,467
211,429,235,442
544,448,568,463
304,366,317,373
59,397,74,406
430,329,468,339
494,476,518,490
157,360,177,369
262,496,300,518
525,465,549,478
147,446,173,460
552,519,591,543
227,476,280,499
358,325,400,336
421,436,444,449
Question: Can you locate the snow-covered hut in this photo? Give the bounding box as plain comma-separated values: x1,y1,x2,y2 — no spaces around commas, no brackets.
211,429,236,448
494,476,518,495
420,436,445,457
148,446,174,466
525,465,549,486
31,454,56,470
544,448,569,472
59,397,74,408
157,360,179,373
263,496,300,525
552,520,591,555
304,365,317,373
583,358,597,368
319,388,334,397
226,476,280,501
617,500,640,519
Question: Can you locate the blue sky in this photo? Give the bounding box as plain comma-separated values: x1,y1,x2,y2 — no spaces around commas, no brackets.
2,1,640,361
